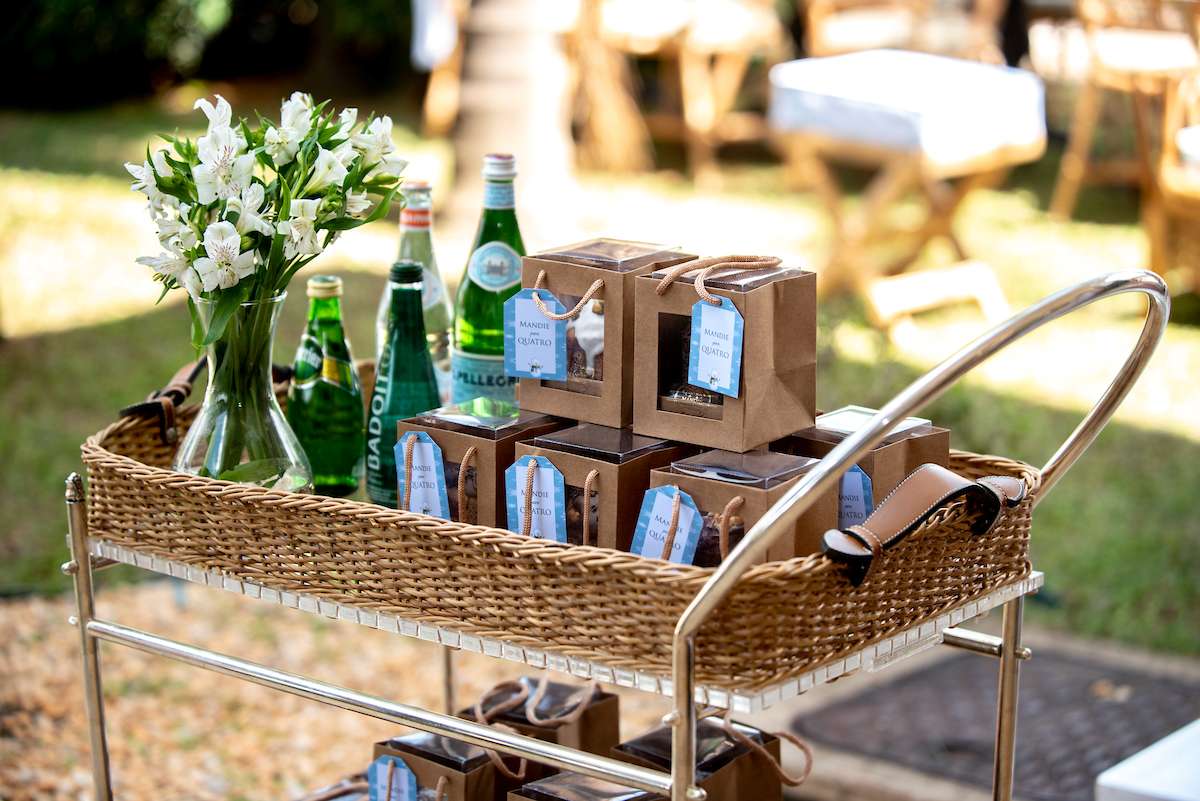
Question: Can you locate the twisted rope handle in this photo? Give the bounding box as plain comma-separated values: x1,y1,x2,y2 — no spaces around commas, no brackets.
520,459,538,537
435,775,448,800
717,496,746,560
581,469,599,547
401,434,418,511
654,255,782,306
472,680,531,781
660,488,683,559
722,710,814,788
457,446,478,524
524,672,598,727
532,270,606,320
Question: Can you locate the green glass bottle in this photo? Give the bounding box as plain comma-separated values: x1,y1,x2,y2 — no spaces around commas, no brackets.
286,275,364,497
451,153,525,404
366,261,441,507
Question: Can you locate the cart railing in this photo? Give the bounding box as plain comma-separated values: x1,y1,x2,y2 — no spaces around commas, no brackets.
668,269,1170,801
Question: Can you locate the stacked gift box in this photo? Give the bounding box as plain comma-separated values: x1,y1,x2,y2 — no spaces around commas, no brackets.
395,237,951,569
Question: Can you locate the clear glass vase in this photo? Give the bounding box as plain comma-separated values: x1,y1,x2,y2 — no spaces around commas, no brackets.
174,293,314,492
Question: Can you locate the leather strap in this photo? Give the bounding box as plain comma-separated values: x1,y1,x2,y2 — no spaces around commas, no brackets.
119,360,294,446
822,464,1026,586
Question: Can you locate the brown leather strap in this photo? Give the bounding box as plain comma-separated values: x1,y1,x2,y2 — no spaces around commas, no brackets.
822,463,1026,586
119,360,206,445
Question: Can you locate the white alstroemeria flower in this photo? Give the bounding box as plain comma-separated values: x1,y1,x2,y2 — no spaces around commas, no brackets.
276,198,323,258
179,267,204,300
345,190,371,219
351,116,396,167
151,149,172,178
193,221,257,291
305,147,348,193
336,107,357,139
193,147,255,204
374,153,408,179
332,139,357,170
155,216,198,251
125,159,167,208
136,251,189,280
225,183,275,237
264,92,313,166
194,95,234,134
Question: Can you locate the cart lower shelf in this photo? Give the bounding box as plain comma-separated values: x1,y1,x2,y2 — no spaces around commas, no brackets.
90,537,1043,713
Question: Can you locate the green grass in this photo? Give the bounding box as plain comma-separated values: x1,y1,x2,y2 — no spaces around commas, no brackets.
0,97,1197,655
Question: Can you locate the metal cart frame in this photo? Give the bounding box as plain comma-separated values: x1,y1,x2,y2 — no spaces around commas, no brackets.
63,270,1169,801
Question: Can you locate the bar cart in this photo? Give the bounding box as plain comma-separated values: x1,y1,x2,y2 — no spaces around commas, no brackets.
63,271,1169,801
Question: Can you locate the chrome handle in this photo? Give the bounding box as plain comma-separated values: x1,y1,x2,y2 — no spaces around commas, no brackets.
668,269,1169,801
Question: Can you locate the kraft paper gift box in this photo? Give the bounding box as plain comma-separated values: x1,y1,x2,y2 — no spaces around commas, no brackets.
459,677,622,787
374,733,500,801
772,404,951,505
509,773,662,801
514,423,693,550
517,239,695,428
631,263,816,452
398,397,567,528
612,718,782,801
649,449,838,565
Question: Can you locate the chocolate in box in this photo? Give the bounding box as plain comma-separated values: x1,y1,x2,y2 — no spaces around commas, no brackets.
650,449,838,565
398,397,567,527
515,424,693,550
518,239,696,428
632,263,816,452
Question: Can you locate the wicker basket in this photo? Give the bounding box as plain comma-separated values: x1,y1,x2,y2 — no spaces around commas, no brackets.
81,387,1037,692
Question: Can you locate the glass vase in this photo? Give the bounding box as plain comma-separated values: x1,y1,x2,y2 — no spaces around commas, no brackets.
174,293,314,492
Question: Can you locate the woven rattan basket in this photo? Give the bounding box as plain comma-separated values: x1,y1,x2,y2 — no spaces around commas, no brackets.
81,374,1038,692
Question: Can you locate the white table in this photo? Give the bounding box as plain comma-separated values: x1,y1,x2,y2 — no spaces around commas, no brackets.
1096,719,1200,801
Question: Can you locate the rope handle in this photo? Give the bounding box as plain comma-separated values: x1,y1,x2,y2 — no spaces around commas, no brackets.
581,469,599,547
654,255,782,306
472,680,531,780
716,496,745,560
401,434,418,511
384,756,454,800
721,710,814,788
457,446,478,525
532,270,606,320
524,672,599,727
520,459,538,537
660,488,684,559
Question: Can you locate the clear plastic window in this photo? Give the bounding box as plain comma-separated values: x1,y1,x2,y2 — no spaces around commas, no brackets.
417,397,556,440
816,405,931,440
538,238,681,273
671,450,817,489
531,423,674,464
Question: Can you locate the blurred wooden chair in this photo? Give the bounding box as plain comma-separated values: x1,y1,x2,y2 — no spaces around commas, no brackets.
417,0,471,138
803,0,1007,63
1156,68,1200,288
1050,0,1200,224
596,0,790,180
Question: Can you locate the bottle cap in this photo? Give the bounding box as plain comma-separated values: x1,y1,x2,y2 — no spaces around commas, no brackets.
402,179,431,192
482,153,517,180
306,275,343,298
390,260,424,283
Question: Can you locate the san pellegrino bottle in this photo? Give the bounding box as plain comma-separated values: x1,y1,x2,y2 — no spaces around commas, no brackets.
366,261,441,507
451,153,525,403
377,180,453,403
286,275,364,497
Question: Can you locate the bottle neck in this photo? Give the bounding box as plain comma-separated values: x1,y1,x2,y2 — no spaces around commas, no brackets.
401,205,432,232
307,296,344,324
387,281,428,340
482,178,516,212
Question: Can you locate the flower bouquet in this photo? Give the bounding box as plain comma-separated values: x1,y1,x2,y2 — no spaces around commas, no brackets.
127,92,407,490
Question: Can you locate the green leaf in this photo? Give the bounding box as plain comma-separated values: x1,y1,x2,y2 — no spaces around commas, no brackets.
200,283,250,346
217,458,290,485
317,217,365,231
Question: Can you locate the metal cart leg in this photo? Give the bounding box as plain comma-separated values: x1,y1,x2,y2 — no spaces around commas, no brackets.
441,646,456,714
991,597,1024,801
65,473,113,801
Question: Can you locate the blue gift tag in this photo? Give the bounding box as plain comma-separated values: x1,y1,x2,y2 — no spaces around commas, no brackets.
369,755,418,801
687,296,744,398
631,486,703,565
395,432,450,518
504,288,568,381
838,465,874,528
505,455,567,542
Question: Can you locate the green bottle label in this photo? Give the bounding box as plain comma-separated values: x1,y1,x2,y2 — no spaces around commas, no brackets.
450,350,517,403
467,241,522,292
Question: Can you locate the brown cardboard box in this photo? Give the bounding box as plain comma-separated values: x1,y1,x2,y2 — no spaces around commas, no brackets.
612,719,782,801
373,734,498,801
772,406,951,506
515,424,693,550
509,773,662,800
458,678,622,788
649,450,838,564
518,240,696,429
632,265,817,452
398,400,567,528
